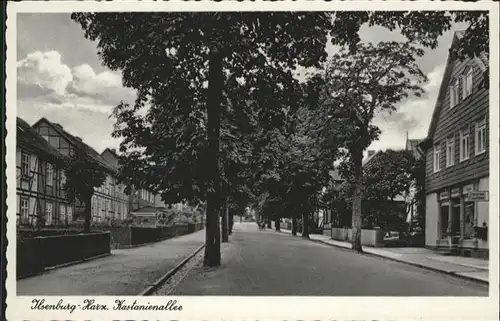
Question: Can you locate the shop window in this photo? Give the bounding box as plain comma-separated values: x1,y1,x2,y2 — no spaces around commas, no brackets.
464,202,475,239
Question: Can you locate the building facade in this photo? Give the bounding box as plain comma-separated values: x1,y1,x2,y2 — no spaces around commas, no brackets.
101,148,156,214
405,137,424,227
32,118,129,225
322,169,345,236
421,31,489,258
16,117,75,227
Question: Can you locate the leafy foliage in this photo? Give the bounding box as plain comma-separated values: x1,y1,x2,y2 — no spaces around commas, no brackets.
331,11,489,87
63,152,107,204
63,151,107,232
363,150,416,201
71,12,335,266
362,150,416,230
317,41,427,251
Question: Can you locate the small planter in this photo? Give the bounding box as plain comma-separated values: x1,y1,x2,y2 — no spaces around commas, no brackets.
473,225,488,241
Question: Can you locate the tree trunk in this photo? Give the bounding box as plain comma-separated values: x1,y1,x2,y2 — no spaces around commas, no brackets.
267,218,272,229
351,146,364,253
228,211,234,235
84,195,92,233
275,218,281,232
302,213,310,239
203,49,223,267
292,215,298,235
221,198,229,243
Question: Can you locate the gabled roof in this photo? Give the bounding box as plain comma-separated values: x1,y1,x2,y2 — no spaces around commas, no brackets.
406,138,424,157
32,117,117,173
362,151,380,167
102,148,120,159
17,117,66,163
426,31,488,139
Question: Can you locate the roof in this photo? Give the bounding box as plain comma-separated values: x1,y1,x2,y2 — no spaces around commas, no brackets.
32,117,117,173
17,117,66,162
406,138,424,157
131,206,167,214
362,151,380,167
102,148,120,159
426,31,488,139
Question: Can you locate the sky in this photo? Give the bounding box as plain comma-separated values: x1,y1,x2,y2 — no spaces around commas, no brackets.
16,13,463,155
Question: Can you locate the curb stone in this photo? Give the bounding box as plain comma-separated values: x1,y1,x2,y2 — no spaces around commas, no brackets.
139,244,206,296
279,230,489,285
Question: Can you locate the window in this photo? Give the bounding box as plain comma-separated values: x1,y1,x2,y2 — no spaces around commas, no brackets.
59,204,66,222
67,206,73,222
21,198,29,221
460,128,470,161
475,117,486,155
91,197,96,216
21,152,30,177
446,136,455,167
433,144,441,173
449,77,460,108
46,163,53,186
61,171,66,188
462,66,473,99
45,202,53,225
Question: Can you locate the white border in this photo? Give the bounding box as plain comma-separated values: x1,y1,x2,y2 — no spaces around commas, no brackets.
5,1,499,320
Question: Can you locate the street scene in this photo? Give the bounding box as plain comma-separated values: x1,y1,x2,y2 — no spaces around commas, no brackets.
14,10,491,297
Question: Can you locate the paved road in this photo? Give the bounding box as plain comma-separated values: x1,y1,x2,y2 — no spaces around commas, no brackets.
173,223,487,296
17,229,205,296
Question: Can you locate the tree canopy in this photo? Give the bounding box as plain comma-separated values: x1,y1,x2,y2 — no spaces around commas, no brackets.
63,151,107,232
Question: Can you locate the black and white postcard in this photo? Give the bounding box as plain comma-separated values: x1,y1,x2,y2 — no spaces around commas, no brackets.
4,1,499,320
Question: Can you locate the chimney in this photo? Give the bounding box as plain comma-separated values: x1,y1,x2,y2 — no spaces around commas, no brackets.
367,150,376,158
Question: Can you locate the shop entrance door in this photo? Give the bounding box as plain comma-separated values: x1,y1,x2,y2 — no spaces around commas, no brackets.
452,203,461,237
440,205,449,238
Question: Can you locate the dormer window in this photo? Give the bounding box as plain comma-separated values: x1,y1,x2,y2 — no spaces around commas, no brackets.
462,66,473,99
449,77,460,108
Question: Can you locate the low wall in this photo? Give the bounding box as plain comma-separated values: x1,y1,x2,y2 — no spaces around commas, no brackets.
17,232,111,279
112,223,204,248
331,227,385,247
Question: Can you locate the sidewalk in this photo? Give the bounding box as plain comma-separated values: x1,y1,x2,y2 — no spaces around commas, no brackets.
17,229,206,295
280,229,489,284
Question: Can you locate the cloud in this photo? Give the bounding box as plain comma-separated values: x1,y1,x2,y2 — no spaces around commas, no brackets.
17,50,137,153
17,51,73,95
17,50,136,112
369,63,445,151
68,64,135,104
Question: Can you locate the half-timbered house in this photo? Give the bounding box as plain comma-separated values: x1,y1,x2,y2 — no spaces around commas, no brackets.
32,118,128,225
16,117,74,227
